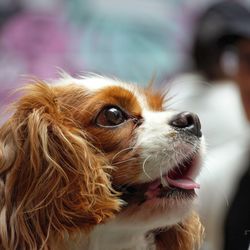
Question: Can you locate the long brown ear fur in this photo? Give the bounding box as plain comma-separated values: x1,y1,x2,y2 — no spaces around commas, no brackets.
155,213,204,250
0,82,120,250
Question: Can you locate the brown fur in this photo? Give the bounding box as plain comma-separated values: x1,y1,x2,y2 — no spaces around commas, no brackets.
144,89,165,111
0,83,121,250
155,213,204,250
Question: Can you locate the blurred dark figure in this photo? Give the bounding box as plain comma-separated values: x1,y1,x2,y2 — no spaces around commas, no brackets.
224,161,250,250
192,2,250,250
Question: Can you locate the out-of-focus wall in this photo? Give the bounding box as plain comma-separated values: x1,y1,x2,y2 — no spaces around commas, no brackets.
0,0,249,100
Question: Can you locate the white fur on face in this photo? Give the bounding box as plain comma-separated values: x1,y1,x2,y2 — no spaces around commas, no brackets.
136,110,204,183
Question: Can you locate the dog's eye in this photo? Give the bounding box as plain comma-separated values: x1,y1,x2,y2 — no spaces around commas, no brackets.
96,106,127,127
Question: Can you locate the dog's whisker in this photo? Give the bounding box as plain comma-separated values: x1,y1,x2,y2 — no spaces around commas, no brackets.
142,155,153,180
111,147,136,162
113,157,137,165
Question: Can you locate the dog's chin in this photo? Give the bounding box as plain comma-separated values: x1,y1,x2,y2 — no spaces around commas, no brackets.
114,153,201,229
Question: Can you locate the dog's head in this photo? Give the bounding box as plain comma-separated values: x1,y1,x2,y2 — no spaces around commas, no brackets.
0,75,204,249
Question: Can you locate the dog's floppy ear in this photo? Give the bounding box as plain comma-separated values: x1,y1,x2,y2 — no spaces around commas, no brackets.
154,213,204,250
0,82,120,250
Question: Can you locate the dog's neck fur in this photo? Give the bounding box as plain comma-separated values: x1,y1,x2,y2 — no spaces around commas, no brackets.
88,225,156,250
88,224,156,250
60,222,157,250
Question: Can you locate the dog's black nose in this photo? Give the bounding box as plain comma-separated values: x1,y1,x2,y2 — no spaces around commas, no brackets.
169,112,202,138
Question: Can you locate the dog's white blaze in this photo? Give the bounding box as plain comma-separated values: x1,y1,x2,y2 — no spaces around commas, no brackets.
136,110,180,182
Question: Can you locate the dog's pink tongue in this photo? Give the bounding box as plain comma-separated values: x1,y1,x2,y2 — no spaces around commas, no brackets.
166,176,200,190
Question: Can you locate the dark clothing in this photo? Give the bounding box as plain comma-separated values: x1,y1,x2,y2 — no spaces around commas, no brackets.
224,165,250,250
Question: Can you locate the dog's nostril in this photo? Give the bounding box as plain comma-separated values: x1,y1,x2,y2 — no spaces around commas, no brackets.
169,112,202,138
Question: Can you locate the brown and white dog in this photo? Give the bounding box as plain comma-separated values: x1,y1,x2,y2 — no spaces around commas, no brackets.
0,75,204,250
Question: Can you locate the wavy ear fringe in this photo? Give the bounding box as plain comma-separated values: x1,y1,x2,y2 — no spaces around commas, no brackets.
0,83,121,250
155,212,204,250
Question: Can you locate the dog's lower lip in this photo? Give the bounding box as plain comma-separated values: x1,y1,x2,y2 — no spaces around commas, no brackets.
145,183,197,200
118,183,196,205
158,186,196,199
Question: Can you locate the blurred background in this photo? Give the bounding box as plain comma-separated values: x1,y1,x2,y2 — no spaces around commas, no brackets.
1,1,250,250
0,0,247,89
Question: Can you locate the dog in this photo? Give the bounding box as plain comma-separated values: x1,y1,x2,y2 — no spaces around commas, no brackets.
0,75,204,250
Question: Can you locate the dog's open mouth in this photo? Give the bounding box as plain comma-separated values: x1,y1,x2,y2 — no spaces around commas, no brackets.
116,155,200,204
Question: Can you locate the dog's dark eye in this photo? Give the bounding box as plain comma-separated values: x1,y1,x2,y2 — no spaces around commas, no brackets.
96,106,127,127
